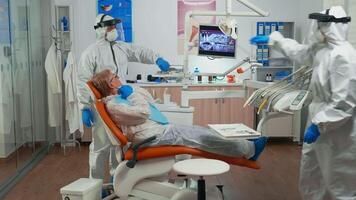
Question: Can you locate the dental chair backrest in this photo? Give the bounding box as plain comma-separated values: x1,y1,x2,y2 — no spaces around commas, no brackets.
87,81,129,147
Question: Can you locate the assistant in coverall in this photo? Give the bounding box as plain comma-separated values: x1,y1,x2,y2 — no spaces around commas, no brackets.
77,14,171,179
250,6,356,200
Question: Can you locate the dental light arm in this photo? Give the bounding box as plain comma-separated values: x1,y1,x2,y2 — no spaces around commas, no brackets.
236,61,263,74
192,57,261,77
237,0,269,16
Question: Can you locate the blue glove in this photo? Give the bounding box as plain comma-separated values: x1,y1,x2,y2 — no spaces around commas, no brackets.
304,124,320,144
82,108,94,128
118,85,133,99
250,35,269,45
156,57,170,72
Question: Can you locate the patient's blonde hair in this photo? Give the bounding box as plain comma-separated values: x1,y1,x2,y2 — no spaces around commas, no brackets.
92,69,112,97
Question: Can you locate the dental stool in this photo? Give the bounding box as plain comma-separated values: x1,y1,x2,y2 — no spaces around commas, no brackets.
87,81,261,200
173,158,230,200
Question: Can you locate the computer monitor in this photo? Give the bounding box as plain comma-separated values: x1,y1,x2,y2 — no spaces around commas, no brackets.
198,25,236,58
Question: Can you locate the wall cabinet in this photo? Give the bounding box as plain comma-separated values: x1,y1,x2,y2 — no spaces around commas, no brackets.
189,86,253,127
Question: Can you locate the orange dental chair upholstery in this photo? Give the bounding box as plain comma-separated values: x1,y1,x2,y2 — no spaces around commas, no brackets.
87,81,260,199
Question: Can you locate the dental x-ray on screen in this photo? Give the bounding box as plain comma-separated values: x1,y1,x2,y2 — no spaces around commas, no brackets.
199,25,236,58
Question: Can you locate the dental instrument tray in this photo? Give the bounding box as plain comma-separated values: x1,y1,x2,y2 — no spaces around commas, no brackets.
154,67,185,78
208,124,261,139
244,65,313,114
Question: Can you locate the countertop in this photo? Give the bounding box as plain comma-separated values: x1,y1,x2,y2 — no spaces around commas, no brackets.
134,82,244,87
133,80,275,89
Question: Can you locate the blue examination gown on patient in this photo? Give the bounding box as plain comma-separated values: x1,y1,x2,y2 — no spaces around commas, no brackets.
115,95,169,125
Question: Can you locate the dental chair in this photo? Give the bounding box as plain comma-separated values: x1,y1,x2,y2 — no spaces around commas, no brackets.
87,81,260,200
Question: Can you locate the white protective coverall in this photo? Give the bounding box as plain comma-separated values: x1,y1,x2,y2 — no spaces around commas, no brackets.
44,43,62,129
269,6,356,200
104,86,255,159
63,51,82,135
77,14,161,179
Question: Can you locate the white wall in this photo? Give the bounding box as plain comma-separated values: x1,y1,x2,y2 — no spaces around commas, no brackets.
298,0,323,42
73,0,97,62
346,0,356,48
130,0,304,80
323,0,345,8
53,0,323,80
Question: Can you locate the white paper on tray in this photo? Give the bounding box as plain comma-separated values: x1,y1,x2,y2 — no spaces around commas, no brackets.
208,123,261,138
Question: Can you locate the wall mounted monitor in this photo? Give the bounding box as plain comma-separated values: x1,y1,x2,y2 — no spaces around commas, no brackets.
198,25,236,58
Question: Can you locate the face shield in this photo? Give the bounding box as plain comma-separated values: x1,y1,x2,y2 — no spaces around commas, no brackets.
307,7,351,44
94,15,125,41
303,19,323,45
309,9,351,23
115,22,125,41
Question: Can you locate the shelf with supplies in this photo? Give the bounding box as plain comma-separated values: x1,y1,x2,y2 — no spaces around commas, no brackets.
252,21,295,82
254,21,295,67
58,31,70,33
49,5,79,153
252,66,293,82
244,80,275,89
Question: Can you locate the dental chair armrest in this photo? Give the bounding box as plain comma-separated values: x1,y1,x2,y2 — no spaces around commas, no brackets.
126,136,157,168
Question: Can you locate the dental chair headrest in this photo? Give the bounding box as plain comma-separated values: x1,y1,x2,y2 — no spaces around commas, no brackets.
87,80,103,100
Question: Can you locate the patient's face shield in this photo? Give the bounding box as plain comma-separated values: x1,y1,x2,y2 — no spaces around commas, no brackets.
94,17,125,41
308,10,351,23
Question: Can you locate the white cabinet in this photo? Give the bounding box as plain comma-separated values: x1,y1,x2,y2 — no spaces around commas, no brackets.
143,85,254,128
187,86,254,127
155,104,194,126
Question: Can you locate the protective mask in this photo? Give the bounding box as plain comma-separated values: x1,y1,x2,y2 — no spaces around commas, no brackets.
106,29,118,42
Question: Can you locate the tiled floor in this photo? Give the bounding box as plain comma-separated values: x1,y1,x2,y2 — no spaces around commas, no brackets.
3,140,302,200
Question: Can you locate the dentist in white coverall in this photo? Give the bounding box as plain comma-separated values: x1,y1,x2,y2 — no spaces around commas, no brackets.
77,14,171,179
251,6,356,200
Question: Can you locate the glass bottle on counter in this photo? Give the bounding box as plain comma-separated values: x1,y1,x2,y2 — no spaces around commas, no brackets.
194,67,202,83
